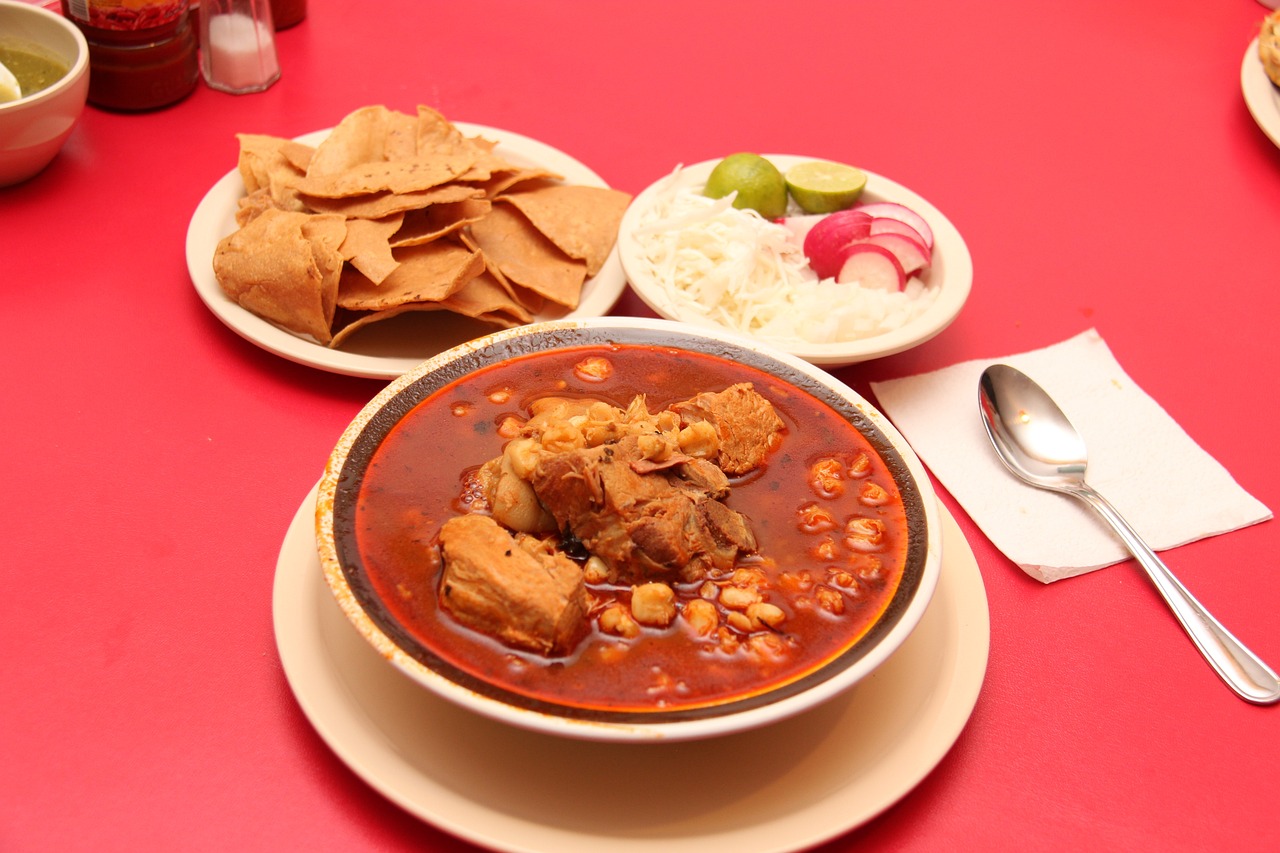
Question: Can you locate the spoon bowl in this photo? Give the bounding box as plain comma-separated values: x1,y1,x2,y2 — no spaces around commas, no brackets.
978,364,1280,705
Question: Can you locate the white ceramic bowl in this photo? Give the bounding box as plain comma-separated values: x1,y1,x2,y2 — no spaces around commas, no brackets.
316,317,942,743
0,0,89,187
617,157,974,368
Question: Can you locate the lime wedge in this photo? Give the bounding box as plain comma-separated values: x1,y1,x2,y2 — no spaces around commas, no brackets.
704,153,789,220
0,59,22,104
785,161,868,214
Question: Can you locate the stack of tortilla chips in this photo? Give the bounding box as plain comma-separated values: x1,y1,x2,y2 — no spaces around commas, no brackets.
213,105,632,347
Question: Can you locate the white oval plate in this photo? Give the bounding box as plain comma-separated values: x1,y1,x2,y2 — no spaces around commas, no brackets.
1242,37,1280,148
274,483,989,853
186,124,628,380
617,156,973,368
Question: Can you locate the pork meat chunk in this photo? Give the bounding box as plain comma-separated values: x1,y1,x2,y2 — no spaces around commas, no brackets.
670,383,785,475
438,514,589,656
530,435,755,584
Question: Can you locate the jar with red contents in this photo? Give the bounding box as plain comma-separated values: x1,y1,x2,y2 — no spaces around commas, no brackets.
60,0,199,111
269,0,305,29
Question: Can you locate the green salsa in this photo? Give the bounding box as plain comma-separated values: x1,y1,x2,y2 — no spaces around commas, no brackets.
0,43,69,99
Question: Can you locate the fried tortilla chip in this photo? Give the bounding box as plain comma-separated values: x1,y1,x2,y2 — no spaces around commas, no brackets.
339,214,404,285
327,272,532,349
477,168,563,198
236,133,286,194
298,183,483,219
235,133,310,213
305,106,416,176
467,204,587,309
235,188,276,227
214,208,346,344
497,184,630,276
336,240,485,311
458,229,545,313
296,105,481,198
414,105,475,157
328,303,448,348
393,197,492,247
441,271,534,325
296,152,478,198
279,140,314,173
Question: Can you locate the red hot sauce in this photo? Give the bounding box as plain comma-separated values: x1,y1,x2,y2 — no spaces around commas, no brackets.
61,0,198,111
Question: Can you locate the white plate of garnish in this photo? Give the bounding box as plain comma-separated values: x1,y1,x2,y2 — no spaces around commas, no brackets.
617,156,973,368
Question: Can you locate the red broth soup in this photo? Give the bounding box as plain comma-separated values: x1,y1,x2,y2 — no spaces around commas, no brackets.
333,341,926,721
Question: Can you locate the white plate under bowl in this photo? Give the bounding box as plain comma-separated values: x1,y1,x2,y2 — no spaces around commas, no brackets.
616,156,973,368
186,124,628,380
1242,36,1280,148
274,482,989,853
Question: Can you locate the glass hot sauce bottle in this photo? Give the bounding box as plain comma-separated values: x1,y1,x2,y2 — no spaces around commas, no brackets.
61,0,199,111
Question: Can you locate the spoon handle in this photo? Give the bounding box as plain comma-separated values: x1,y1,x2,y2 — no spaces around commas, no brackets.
1071,484,1280,705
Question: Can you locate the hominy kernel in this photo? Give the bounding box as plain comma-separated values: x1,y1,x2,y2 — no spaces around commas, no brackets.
682,598,719,636
631,583,677,627
720,585,762,610
797,502,837,533
859,481,891,506
809,458,845,497
599,604,640,638
746,601,786,629
845,517,886,551
496,416,524,439
574,356,613,382
848,453,872,478
816,585,846,614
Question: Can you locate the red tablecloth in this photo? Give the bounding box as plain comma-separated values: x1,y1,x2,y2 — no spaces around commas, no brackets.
4,1,1278,851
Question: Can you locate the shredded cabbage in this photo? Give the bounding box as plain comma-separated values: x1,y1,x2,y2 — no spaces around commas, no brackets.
630,167,939,346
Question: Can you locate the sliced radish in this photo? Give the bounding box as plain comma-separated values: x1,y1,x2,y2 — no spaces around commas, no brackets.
803,210,874,278
869,216,931,253
853,202,933,249
864,232,930,276
836,243,906,291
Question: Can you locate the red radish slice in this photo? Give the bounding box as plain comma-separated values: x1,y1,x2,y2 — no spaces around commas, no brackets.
865,232,930,276
869,216,931,253
853,202,934,249
803,210,874,278
836,243,906,291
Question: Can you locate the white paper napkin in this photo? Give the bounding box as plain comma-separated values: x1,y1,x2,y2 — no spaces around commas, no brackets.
870,329,1272,582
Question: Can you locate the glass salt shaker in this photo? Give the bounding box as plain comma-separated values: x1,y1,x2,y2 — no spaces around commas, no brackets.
199,0,280,94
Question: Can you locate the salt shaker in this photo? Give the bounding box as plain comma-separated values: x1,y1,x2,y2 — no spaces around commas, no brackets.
200,0,281,94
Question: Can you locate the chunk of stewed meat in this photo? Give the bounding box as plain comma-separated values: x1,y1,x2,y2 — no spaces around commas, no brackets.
530,434,756,584
669,383,785,475
438,514,589,656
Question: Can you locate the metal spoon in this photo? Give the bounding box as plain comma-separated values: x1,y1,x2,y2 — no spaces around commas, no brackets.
978,363,1280,705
